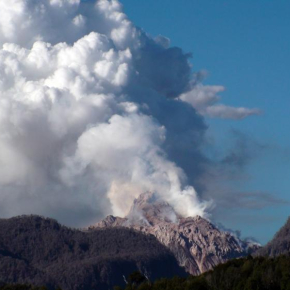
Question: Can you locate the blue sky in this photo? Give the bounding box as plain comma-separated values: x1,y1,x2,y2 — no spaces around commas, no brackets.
120,0,290,244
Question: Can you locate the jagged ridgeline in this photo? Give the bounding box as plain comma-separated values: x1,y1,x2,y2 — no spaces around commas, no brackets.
92,192,260,275
1,213,290,290
0,216,186,290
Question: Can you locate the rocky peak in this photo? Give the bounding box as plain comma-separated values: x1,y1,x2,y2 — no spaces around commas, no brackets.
127,192,180,226
90,215,127,229
92,193,260,275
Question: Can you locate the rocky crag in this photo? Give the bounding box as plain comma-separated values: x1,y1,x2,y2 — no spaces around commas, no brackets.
92,192,260,275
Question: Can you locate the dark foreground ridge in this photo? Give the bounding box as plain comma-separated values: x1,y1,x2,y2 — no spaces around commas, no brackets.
0,215,186,290
2,255,290,290
116,255,290,290
0,283,49,290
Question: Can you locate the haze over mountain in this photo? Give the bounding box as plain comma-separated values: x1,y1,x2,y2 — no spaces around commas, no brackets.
92,192,260,275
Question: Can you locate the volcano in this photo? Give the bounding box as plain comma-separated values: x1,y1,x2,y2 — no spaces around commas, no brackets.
92,192,260,275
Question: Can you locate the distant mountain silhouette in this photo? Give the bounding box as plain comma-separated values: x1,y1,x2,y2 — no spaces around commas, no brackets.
0,215,186,290
256,217,290,257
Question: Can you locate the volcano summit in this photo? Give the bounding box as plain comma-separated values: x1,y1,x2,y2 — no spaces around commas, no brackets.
92,192,260,275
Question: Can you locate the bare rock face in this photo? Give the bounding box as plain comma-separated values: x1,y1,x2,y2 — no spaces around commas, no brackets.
91,192,260,275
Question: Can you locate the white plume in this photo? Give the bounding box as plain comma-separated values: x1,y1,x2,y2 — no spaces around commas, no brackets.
0,0,255,226
180,84,261,120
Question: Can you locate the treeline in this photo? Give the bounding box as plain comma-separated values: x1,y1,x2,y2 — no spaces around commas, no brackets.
116,255,290,290
0,284,49,290
0,215,184,290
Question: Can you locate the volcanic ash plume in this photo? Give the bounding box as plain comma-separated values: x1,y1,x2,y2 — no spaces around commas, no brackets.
0,0,257,226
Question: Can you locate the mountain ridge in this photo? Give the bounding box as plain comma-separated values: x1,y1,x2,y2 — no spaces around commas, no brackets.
91,192,260,275
0,214,186,290
255,217,290,257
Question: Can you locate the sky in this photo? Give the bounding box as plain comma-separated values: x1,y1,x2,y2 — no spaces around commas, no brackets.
120,0,290,244
0,0,289,245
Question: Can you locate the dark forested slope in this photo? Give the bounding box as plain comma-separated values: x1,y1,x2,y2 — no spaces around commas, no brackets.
117,255,290,290
255,217,290,257
0,216,186,290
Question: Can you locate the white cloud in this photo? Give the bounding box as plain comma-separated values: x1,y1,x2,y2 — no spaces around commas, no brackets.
0,0,261,227
180,84,261,120
205,105,261,120
0,0,214,226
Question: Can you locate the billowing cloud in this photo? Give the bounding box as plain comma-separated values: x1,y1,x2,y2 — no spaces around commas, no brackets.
180,84,261,119
0,0,257,226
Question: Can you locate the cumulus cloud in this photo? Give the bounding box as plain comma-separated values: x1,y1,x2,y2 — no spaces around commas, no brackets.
0,0,213,226
180,84,261,120
0,0,259,226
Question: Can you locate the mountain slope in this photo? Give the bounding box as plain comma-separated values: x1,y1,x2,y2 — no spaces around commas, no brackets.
0,215,186,290
92,192,260,275
116,255,290,290
255,217,290,257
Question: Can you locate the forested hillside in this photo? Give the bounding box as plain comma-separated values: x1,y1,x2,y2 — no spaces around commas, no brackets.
255,217,290,257
0,216,185,290
117,256,290,290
